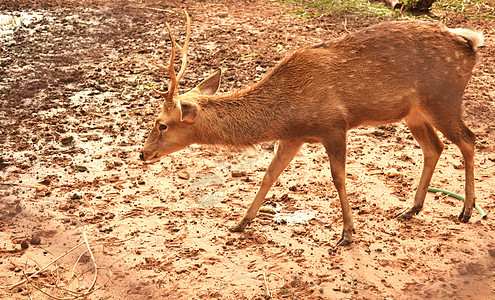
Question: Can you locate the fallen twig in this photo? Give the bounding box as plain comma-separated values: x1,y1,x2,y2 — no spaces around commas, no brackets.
257,272,272,298
270,272,286,288
83,232,98,293
22,261,69,300
1,233,120,299
71,249,89,279
342,18,350,34
201,223,218,238
0,241,85,289
130,6,175,14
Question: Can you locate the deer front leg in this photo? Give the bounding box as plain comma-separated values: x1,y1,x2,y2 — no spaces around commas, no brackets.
322,133,354,246
230,139,303,232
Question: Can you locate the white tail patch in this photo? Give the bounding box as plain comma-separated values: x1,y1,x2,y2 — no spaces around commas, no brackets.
448,28,484,50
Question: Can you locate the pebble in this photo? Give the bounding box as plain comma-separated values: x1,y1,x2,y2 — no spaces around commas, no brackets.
71,193,82,200
259,206,276,214
385,168,399,177
231,170,247,177
177,170,190,180
60,135,74,146
372,130,385,137
30,236,41,245
35,186,49,197
217,12,228,18
293,226,306,235
74,165,88,172
21,240,29,249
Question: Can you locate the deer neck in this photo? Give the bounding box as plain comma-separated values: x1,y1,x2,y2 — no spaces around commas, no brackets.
193,84,283,147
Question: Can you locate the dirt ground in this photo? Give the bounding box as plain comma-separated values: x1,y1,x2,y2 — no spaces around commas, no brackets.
0,0,494,299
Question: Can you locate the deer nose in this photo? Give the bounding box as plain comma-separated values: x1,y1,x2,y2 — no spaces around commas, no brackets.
139,151,144,161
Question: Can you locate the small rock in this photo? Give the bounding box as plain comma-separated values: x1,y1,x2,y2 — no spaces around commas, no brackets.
99,226,113,233
177,170,190,180
0,157,9,170
217,12,228,18
372,130,385,137
35,185,49,197
293,226,306,235
74,165,88,172
231,170,247,177
18,163,30,170
280,194,290,202
39,176,52,186
20,240,29,249
259,206,277,214
71,193,82,200
30,236,41,245
386,168,399,177
60,135,74,146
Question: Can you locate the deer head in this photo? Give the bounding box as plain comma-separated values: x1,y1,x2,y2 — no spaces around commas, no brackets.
140,11,222,162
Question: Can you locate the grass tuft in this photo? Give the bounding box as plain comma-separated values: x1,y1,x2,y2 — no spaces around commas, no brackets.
282,0,495,19
284,0,395,18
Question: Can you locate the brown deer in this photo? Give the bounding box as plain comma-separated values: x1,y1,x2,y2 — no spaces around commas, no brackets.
140,12,483,246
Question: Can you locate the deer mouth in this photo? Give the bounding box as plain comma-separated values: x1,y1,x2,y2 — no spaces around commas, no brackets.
145,153,161,164
140,151,161,164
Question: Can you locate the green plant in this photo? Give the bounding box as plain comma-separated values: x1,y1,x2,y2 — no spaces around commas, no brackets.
284,0,394,17
433,0,495,18
282,0,494,19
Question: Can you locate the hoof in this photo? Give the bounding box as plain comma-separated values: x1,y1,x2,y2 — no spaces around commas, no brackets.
458,207,472,223
337,237,352,247
229,217,251,232
395,208,419,221
336,229,354,247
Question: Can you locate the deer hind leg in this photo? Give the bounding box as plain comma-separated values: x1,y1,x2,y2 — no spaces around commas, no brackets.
434,119,476,222
322,132,354,246
229,139,303,232
397,113,444,220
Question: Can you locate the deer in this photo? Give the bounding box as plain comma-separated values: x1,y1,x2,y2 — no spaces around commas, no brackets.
139,11,483,246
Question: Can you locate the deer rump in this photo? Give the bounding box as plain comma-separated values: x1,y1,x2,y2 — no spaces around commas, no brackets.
141,19,483,246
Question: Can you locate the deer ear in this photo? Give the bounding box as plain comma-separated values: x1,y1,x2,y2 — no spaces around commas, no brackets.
196,69,221,95
178,98,199,123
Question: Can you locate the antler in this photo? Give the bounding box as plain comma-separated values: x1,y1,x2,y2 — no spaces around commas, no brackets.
151,10,191,102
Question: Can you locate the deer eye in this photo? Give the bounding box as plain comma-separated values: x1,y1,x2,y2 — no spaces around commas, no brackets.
158,124,168,131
